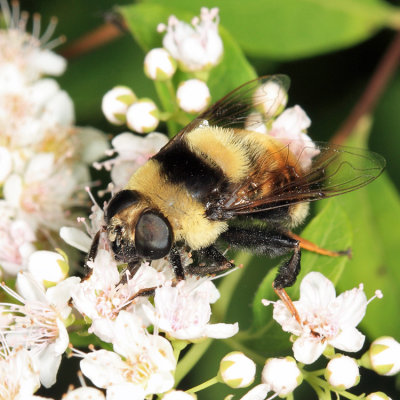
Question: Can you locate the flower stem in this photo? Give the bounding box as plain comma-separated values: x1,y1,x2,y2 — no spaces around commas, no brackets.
186,376,219,394
174,339,212,386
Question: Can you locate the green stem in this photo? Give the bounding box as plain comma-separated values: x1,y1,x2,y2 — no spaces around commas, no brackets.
223,337,265,365
154,79,178,137
186,376,219,394
174,339,212,386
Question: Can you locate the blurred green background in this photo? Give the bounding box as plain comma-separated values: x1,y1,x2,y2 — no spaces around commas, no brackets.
16,0,400,398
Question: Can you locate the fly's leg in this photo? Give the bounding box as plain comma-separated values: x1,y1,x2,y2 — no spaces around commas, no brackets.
288,231,351,258
188,245,235,276
221,226,303,324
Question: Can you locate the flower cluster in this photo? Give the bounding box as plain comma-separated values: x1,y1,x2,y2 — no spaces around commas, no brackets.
0,1,108,277
101,7,222,137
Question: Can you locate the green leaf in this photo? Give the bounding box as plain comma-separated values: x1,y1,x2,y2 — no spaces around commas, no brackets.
143,0,400,59
333,120,400,339
334,173,400,339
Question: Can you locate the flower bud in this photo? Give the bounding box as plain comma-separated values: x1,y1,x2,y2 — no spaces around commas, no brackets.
28,250,69,287
144,48,177,81
254,80,288,118
177,79,210,113
101,86,137,125
261,356,302,396
219,351,256,388
325,355,360,390
163,390,197,400
369,336,400,376
366,392,392,400
126,99,159,134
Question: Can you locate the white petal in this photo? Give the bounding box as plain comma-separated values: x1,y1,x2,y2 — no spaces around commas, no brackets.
16,272,46,302
60,226,92,252
46,277,80,316
334,287,367,328
329,327,365,352
45,90,75,126
35,344,62,388
25,153,54,183
3,173,22,206
80,350,126,388
106,384,145,400
292,336,326,364
76,127,109,164
62,387,105,400
28,250,65,285
145,370,175,395
272,300,303,336
240,384,270,400
299,271,336,309
204,322,239,339
31,49,67,76
30,79,60,108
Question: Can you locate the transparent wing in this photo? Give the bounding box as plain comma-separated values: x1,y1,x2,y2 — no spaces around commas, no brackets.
215,142,386,216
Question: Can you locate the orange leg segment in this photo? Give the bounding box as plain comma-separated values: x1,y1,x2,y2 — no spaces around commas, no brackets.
273,286,302,325
288,232,352,259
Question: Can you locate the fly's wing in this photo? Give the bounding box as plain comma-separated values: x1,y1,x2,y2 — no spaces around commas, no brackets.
212,142,385,217
153,75,385,217
156,75,291,153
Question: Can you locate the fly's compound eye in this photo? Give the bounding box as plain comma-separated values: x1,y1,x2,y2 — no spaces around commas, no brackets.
135,211,172,259
106,190,140,222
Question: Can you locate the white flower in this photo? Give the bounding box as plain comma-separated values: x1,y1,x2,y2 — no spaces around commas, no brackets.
163,391,197,400
366,392,392,400
27,250,69,287
0,210,36,275
177,79,210,113
0,346,41,399
126,99,159,134
368,336,400,376
325,355,360,389
158,8,223,72
80,311,176,397
267,105,319,171
219,351,256,388
0,79,74,148
94,131,168,191
71,249,166,343
261,357,302,397
144,277,238,341
253,80,288,118
101,86,137,126
144,48,177,81
271,272,370,364
62,386,106,400
0,1,66,87
0,272,79,387
3,152,79,231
